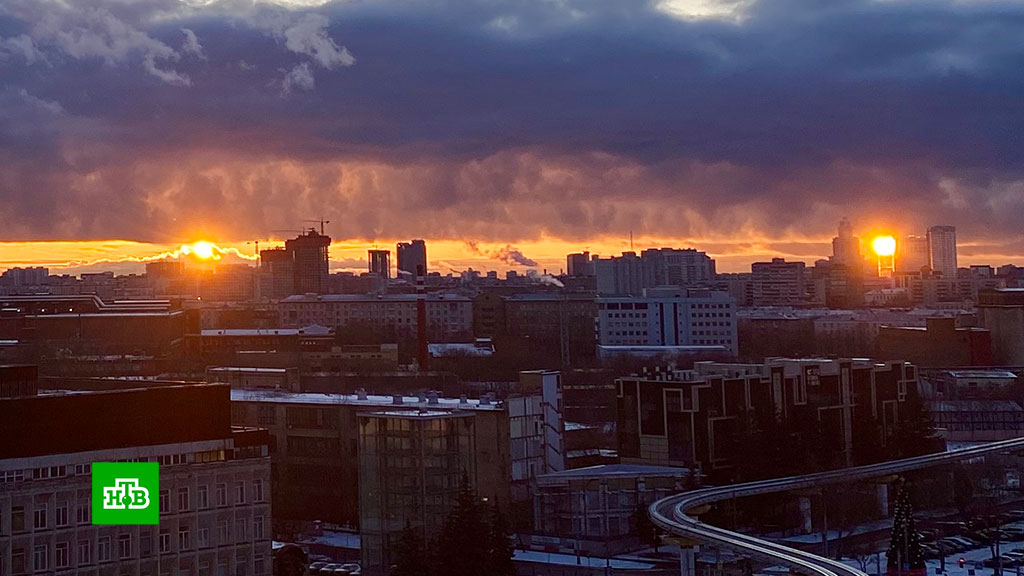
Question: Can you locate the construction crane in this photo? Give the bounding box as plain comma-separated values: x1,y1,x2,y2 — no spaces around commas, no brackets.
303,219,331,235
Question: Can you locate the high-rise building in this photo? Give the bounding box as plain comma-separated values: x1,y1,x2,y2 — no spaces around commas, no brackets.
749,258,807,306
367,249,391,279
566,252,593,277
897,235,930,274
259,247,295,300
831,217,861,265
0,267,49,286
927,225,957,278
396,239,427,278
593,249,715,295
286,228,331,294
0,381,272,576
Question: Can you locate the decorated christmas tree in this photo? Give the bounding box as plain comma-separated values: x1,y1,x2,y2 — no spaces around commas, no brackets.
886,479,927,576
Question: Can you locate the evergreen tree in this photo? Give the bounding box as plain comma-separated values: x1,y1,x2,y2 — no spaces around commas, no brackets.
888,391,936,459
391,522,430,576
434,473,490,576
487,505,516,576
886,480,926,576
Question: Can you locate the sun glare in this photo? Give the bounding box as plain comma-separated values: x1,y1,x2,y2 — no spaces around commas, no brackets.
188,241,218,260
872,236,896,257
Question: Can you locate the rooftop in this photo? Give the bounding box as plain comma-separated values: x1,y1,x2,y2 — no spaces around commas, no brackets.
229,389,503,411
280,293,470,303
201,325,332,337
947,370,1018,379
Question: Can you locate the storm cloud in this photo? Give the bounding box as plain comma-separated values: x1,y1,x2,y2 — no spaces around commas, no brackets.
1,0,1024,259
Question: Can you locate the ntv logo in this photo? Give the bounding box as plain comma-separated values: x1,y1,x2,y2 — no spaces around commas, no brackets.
92,462,159,525
102,478,150,510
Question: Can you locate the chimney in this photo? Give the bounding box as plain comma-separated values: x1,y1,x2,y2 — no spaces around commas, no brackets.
355,388,368,400
427,391,439,405
392,394,403,405
480,395,491,406
418,391,427,403
416,264,429,371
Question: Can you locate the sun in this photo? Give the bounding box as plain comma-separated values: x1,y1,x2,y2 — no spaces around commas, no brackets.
872,235,896,257
188,241,218,260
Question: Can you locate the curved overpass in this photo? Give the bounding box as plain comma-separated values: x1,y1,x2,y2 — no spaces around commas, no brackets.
650,437,1024,576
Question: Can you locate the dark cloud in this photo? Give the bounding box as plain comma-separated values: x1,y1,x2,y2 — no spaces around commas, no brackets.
1,0,1024,261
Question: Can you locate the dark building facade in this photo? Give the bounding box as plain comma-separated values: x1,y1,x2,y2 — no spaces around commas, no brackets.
285,229,331,295
396,240,427,278
616,359,918,476
876,317,992,368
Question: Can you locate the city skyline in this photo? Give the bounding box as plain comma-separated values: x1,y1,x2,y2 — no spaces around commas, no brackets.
0,222,1017,278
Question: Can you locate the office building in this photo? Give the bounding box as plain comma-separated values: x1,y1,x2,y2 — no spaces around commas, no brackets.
566,252,593,277
830,217,861,265
977,289,1024,365
358,410,477,575
502,293,599,366
876,317,992,368
533,464,689,542
749,258,808,306
0,295,185,357
897,235,930,274
367,250,390,279
509,371,566,500
596,290,737,355
285,229,331,295
0,382,272,576
593,252,644,296
230,390,516,529
278,293,472,342
593,249,715,296
396,240,427,278
927,225,958,278
259,248,295,300
616,358,919,475
0,267,49,287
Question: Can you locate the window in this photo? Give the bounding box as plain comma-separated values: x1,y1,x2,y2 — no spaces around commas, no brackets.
74,463,91,475
55,542,69,568
12,549,25,575
218,520,230,544
12,505,25,532
56,502,69,526
235,518,247,541
77,502,90,524
159,530,171,553
178,487,190,511
179,526,192,550
198,485,209,509
254,554,266,576
199,527,210,548
216,483,227,506
159,489,170,514
33,505,47,529
141,531,153,556
252,479,264,502
78,539,92,564
235,481,246,504
119,533,132,558
33,544,48,571
253,516,265,540
98,536,111,562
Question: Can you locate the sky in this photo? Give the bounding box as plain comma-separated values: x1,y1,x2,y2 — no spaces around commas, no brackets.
2,0,1024,275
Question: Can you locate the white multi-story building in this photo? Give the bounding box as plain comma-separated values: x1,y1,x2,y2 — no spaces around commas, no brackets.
596,290,738,355
278,293,473,342
927,225,958,278
0,383,272,576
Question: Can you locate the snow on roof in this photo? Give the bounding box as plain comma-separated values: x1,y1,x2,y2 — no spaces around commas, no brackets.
230,389,502,410
947,370,1017,379
513,550,655,570
537,463,691,484
201,325,332,337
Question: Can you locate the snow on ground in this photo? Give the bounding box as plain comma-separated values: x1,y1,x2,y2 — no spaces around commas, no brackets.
514,550,656,570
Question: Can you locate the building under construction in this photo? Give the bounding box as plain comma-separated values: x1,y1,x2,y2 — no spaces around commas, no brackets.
260,228,331,298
